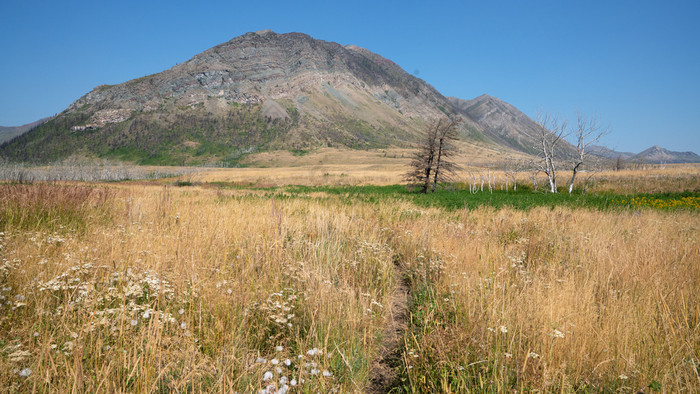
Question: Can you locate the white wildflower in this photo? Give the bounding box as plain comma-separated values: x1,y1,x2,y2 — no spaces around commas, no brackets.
284,359,291,366
178,308,184,315
263,371,273,381
130,319,137,326
322,370,332,377
619,374,628,380
290,379,297,386
276,345,284,352
18,368,32,377
499,325,508,334
271,358,279,365
551,329,565,339
528,352,540,359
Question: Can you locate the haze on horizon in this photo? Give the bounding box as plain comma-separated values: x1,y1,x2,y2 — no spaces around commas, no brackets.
1,0,699,154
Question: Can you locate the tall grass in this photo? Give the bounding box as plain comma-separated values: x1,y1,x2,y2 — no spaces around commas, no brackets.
390,206,700,392
0,183,114,231
0,181,698,392
0,185,397,392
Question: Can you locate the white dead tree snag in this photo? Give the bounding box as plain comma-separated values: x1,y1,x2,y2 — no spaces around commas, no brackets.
567,112,608,195
503,158,526,192
534,112,567,193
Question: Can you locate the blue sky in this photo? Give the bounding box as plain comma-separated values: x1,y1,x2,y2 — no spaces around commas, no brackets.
1,0,699,153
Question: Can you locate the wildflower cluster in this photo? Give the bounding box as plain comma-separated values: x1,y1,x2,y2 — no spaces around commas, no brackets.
252,345,336,393
409,248,447,282
352,240,393,266
5,341,33,378
617,196,700,210
35,264,181,335
250,288,300,333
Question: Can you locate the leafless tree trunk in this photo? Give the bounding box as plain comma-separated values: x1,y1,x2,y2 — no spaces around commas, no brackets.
431,118,461,192
534,112,567,193
567,112,608,195
406,117,461,193
615,155,624,171
503,158,526,192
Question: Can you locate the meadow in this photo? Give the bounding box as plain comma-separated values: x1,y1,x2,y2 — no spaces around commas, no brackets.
0,163,698,393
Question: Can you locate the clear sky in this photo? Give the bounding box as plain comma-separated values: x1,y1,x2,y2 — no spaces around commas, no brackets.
1,0,699,153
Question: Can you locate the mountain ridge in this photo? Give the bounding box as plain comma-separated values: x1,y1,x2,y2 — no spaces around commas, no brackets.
589,144,700,164
2,30,469,164
3,30,695,166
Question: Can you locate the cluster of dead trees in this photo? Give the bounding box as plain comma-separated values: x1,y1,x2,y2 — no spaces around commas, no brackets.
534,111,608,194
406,112,608,195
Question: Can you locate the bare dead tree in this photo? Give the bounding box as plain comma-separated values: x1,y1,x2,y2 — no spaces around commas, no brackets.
581,164,603,195
405,121,438,193
615,155,624,171
502,158,527,191
567,112,608,195
534,112,568,193
430,117,461,192
405,117,461,193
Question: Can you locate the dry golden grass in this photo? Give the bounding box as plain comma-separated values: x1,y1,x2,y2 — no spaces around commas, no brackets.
391,206,700,392
1,166,699,392
588,164,700,194
193,153,700,194
0,184,403,392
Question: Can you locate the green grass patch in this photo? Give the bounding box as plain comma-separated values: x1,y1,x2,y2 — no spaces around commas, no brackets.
279,184,700,211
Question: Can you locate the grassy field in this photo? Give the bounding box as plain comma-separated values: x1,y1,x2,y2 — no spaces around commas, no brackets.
0,165,698,393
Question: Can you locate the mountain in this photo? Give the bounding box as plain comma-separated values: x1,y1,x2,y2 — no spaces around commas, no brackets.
448,95,577,156
588,145,635,160
0,30,551,165
0,117,51,144
632,146,700,164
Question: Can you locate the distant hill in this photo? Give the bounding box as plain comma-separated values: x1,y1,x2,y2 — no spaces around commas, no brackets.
632,146,700,164
0,117,51,144
0,30,571,165
590,145,700,164
588,145,635,160
448,95,578,157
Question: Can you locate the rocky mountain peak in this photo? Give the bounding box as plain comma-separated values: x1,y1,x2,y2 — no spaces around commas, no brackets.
0,31,596,165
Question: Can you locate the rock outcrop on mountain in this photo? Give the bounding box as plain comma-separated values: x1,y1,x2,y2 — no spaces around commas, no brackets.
0,30,565,165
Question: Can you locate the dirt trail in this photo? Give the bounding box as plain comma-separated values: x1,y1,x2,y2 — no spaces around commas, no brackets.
367,259,410,393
